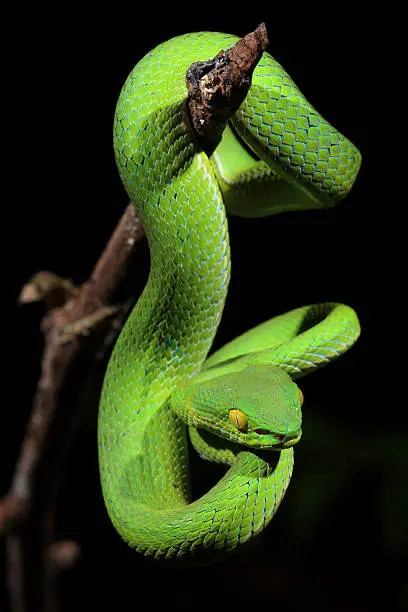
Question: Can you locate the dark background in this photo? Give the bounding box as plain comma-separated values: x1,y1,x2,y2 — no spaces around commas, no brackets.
2,4,406,612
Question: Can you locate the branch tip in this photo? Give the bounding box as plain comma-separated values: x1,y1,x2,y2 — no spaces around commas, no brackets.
186,23,269,153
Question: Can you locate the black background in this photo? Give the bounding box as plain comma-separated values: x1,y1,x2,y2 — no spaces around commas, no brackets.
2,4,406,612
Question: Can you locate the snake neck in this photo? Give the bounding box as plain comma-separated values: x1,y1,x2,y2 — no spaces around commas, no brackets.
137,105,231,376
135,158,231,385
99,97,231,508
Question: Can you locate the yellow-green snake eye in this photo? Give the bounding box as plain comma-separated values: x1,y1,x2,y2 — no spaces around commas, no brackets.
228,409,249,432
298,387,304,406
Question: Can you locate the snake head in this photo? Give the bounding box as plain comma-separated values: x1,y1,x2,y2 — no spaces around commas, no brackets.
171,364,303,450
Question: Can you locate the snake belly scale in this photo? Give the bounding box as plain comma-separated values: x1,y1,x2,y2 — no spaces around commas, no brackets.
98,31,361,563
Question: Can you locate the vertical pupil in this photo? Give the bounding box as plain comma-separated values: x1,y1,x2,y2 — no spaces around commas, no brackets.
229,409,248,432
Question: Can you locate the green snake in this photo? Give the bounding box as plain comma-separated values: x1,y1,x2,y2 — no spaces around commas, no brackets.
98,30,361,564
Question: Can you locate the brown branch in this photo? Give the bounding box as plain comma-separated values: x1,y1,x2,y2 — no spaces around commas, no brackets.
1,204,147,612
47,540,81,572
1,204,145,536
186,22,269,153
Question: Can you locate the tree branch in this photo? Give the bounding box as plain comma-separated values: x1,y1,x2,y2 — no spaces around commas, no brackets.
1,204,147,611
1,204,145,536
186,22,268,153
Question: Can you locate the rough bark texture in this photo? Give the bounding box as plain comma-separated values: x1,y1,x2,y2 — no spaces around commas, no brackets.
1,205,147,612
186,23,268,153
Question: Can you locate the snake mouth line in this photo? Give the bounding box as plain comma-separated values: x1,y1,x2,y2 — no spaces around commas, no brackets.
236,430,302,451
272,432,302,449
251,427,302,450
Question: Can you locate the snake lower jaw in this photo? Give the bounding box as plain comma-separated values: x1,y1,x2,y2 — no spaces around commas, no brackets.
239,430,302,451
272,431,302,450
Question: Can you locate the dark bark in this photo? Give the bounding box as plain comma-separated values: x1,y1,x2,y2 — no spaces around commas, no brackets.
186,23,268,154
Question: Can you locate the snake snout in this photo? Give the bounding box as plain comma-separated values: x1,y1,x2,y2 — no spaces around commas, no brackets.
273,431,302,449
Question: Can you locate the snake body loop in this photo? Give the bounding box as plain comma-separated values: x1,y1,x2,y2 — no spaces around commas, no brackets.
98,32,361,563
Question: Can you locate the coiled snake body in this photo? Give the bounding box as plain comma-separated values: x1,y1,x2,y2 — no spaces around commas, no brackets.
98,31,361,564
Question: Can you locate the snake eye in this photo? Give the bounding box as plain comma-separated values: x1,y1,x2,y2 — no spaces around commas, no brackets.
298,387,304,406
228,409,248,433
